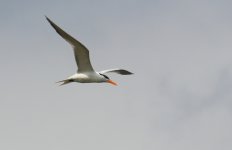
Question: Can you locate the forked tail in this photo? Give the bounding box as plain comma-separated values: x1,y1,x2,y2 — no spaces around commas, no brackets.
56,79,72,86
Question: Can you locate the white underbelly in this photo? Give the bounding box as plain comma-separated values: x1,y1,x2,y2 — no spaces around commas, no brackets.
69,73,103,83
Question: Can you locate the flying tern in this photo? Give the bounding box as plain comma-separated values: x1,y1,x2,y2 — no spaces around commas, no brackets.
46,16,133,86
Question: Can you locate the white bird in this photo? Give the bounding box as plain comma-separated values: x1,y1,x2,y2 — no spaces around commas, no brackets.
46,16,133,86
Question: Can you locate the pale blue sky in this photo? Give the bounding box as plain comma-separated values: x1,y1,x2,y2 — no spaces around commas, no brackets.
0,0,232,150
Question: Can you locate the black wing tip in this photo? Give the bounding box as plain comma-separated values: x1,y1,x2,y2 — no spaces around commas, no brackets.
45,15,49,21
128,70,134,74
120,69,134,75
45,16,61,34
45,16,53,25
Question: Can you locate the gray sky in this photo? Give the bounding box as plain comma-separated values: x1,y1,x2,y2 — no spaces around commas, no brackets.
0,0,232,150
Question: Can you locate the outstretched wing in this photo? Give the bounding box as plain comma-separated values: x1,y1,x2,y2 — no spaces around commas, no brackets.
46,16,94,73
99,68,133,75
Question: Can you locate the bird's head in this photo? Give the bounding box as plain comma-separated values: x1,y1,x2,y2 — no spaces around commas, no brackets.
99,73,117,86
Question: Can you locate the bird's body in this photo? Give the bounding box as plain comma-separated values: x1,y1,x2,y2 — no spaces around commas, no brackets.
62,72,106,83
46,16,133,86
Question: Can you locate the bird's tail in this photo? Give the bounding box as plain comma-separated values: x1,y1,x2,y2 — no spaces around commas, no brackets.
56,79,72,86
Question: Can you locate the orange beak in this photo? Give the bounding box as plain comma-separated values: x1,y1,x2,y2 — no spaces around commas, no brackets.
107,80,118,86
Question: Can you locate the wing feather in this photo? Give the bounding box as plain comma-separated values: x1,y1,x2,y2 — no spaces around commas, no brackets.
46,16,94,72
99,69,133,75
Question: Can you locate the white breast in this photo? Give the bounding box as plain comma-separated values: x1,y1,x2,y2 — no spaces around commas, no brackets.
68,72,105,83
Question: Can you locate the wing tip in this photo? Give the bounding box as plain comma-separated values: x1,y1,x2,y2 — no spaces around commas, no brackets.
45,16,63,35
45,15,53,25
120,69,134,75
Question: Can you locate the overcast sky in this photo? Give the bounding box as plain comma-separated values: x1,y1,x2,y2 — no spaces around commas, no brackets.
0,0,232,150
